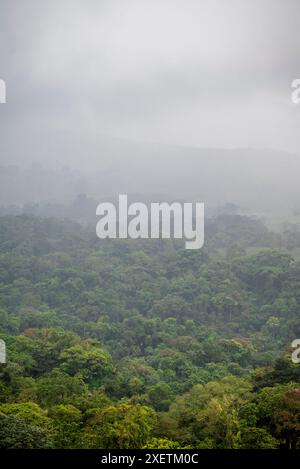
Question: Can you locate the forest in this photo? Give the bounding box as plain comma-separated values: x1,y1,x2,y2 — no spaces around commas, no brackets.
0,212,300,449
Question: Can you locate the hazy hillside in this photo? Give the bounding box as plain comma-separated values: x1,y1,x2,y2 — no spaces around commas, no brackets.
1,129,299,212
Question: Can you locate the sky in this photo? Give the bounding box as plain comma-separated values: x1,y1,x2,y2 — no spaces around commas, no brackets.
0,0,300,160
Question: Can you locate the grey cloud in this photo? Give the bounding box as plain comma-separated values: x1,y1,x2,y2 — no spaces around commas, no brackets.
0,0,300,159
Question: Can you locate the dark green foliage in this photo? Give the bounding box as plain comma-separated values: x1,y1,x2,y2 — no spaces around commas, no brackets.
0,214,300,448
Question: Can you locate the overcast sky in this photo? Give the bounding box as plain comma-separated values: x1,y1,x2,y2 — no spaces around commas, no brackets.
1,0,300,159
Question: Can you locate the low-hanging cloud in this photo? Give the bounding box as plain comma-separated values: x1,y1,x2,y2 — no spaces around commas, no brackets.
0,0,300,164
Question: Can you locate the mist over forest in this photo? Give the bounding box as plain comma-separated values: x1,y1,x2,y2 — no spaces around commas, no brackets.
1,0,300,454
1,130,300,217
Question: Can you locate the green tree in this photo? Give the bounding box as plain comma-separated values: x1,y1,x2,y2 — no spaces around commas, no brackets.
83,403,156,449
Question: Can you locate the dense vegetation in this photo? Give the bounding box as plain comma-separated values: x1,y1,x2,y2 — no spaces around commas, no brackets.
0,214,300,449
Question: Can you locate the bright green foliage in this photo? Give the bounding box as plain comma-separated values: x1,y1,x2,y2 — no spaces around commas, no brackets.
142,437,190,449
0,402,50,428
50,404,82,448
83,403,156,449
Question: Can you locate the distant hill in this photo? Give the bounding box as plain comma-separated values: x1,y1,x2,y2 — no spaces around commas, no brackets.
0,127,299,212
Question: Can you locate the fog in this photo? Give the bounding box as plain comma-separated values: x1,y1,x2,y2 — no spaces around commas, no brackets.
0,0,300,215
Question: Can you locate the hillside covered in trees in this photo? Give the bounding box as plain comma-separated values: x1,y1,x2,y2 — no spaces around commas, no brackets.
0,214,300,449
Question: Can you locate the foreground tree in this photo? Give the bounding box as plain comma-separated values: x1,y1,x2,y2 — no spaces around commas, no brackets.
83,403,156,449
